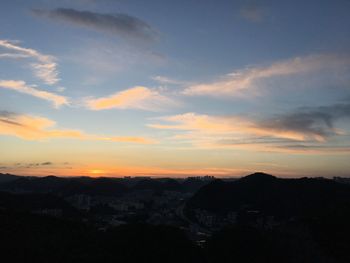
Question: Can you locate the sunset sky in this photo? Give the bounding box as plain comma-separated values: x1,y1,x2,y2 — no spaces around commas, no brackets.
1,0,350,177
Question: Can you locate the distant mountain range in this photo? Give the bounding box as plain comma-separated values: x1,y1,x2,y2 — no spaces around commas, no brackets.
0,173,212,196
0,173,19,183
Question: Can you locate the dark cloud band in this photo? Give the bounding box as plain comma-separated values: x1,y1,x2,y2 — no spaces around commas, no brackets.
261,102,350,141
32,8,157,41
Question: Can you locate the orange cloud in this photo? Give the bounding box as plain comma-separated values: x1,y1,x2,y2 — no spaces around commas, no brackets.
86,86,176,111
149,112,321,142
107,136,157,144
95,136,157,144
0,80,68,108
0,112,83,140
0,112,156,144
148,112,350,154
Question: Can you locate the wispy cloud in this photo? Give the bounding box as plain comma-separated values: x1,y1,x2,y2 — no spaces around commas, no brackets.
68,40,165,84
41,162,53,166
239,4,266,22
149,107,350,153
98,136,157,144
18,162,53,168
152,75,186,85
33,8,158,42
259,103,350,142
209,140,350,154
271,144,350,154
0,80,68,108
0,111,156,144
149,112,322,142
183,54,350,97
86,86,176,111
0,40,60,85
0,53,30,59
0,111,81,140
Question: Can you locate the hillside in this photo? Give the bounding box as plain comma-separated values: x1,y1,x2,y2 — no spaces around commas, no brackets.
0,173,19,183
187,172,350,218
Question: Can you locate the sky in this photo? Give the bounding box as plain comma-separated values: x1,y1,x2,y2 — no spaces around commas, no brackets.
1,0,350,178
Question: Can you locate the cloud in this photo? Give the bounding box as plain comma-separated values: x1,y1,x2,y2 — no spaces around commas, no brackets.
148,106,350,153
0,53,30,59
260,102,350,142
211,140,350,154
100,136,157,144
0,161,74,171
239,4,266,22
152,76,185,85
0,40,59,85
0,80,69,108
0,111,156,144
67,40,165,84
41,162,53,166
183,54,350,97
149,112,321,142
272,144,350,154
86,86,176,111
0,111,82,140
33,8,157,42
21,162,53,167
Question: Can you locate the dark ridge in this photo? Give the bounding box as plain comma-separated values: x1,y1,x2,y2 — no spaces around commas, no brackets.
240,172,277,182
0,176,129,196
186,173,350,217
0,173,19,183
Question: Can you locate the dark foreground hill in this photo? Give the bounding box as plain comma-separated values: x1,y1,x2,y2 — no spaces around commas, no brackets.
0,173,19,183
187,172,350,218
0,175,129,196
0,211,201,263
185,172,350,263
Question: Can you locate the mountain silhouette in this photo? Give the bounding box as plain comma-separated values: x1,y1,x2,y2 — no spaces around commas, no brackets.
0,173,19,183
0,176,128,196
187,172,350,218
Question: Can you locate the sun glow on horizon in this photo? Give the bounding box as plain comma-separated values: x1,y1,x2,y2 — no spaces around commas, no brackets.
89,169,106,175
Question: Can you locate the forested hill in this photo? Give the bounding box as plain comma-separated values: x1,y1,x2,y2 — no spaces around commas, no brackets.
187,172,350,218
